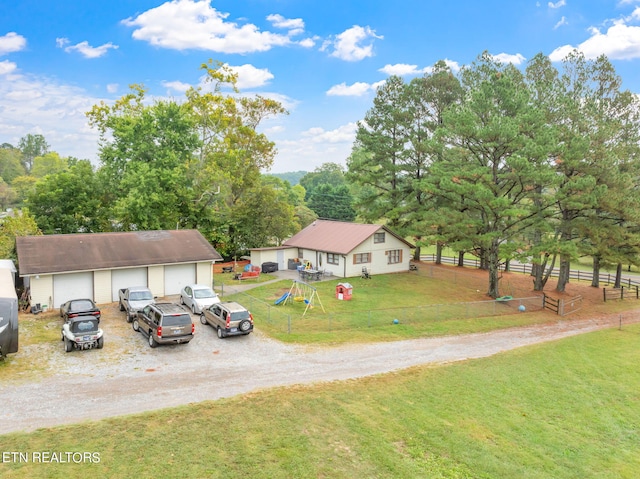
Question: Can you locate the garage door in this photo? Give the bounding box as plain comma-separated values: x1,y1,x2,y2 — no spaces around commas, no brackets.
111,268,148,301
53,272,94,308
164,264,196,295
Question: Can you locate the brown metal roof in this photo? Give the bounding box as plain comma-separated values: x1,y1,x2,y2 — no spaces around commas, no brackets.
282,220,414,255
16,230,223,276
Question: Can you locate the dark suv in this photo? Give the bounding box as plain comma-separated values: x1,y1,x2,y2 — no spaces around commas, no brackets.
132,303,194,348
200,301,253,339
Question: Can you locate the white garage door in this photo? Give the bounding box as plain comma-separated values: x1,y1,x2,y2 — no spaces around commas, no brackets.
53,272,94,308
164,264,196,295
111,268,148,301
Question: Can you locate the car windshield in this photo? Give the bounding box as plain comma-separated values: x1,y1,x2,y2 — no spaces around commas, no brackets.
70,300,94,311
163,314,191,327
71,319,99,334
194,288,216,299
230,310,250,321
130,291,153,301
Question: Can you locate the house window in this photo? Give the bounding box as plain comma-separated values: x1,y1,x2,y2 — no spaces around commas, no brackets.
298,248,304,258
353,253,371,264
374,232,385,243
387,249,402,264
327,253,339,265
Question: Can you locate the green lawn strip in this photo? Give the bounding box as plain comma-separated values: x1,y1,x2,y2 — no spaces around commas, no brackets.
1,325,639,478
221,274,572,344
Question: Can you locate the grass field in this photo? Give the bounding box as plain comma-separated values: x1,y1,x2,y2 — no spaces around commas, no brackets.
219,266,634,344
1,323,639,478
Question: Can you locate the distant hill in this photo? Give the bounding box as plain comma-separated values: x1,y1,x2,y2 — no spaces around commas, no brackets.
267,170,308,186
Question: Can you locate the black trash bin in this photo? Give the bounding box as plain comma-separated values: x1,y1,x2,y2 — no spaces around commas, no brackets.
261,262,278,273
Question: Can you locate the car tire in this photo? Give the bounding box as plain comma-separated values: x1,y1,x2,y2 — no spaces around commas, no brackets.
119,301,124,312
217,327,224,339
200,314,207,325
97,337,104,349
148,333,158,348
64,338,72,353
126,313,133,323
239,319,251,332
132,319,140,332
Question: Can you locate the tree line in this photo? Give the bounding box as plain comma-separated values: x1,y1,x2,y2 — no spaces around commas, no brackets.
0,61,357,262
347,50,640,297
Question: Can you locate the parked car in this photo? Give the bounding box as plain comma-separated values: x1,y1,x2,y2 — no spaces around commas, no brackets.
59,298,101,322
132,303,194,348
180,284,220,314
61,316,104,352
119,286,155,322
200,301,253,339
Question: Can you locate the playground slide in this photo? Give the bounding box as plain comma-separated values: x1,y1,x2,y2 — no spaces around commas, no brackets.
274,292,290,305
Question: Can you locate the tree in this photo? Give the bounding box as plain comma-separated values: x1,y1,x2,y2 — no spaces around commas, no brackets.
87,86,201,231
0,147,26,184
0,210,41,262
31,152,69,178
307,183,356,221
424,53,557,297
18,134,49,173
27,160,109,234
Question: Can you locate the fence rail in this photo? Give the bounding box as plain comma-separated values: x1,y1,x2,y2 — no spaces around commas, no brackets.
421,255,640,289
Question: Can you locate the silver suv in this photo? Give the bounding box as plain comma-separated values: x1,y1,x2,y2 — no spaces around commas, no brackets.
200,301,253,339
133,303,194,348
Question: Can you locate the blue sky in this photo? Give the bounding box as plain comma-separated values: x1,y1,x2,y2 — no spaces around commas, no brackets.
1,1,640,173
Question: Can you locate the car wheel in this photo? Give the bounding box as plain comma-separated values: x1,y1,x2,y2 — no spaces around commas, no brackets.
239,319,251,332
126,313,133,323
119,301,124,311
148,333,158,348
217,327,224,339
200,314,207,325
64,338,72,353
132,319,140,332
97,337,104,349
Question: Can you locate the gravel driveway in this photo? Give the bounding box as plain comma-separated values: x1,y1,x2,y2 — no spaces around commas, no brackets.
1,303,635,436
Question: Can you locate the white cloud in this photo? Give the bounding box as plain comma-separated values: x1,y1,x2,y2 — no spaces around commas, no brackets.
554,16,568,29
225,64,274,89
328,25,382,61
162,80,192,92
491,52,527,64
326,82,373,96
0,60,17,75
266,13,304,35
57,39,119,59
270,122,357,172
0,32,26,55
379,63,426,76
106,83,119,94
0,72,103,161
298,37,316,48
550,22,640,60
122,0,292,53
548,0,566,8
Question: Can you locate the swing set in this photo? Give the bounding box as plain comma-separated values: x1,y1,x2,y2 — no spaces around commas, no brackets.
277,280,326,316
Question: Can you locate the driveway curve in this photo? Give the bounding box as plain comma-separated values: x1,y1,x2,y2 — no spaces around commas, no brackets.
0,312,634,435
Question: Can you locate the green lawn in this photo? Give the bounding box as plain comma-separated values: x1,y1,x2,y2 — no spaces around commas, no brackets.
2,324,639,478
219,271,597,344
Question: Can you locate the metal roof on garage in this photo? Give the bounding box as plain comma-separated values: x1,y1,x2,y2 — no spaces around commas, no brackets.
16,230,223,276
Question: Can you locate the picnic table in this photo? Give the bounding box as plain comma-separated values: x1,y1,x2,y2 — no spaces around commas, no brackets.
299,269,323,281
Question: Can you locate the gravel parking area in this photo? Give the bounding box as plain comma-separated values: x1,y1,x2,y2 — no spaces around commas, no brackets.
1,296,637,435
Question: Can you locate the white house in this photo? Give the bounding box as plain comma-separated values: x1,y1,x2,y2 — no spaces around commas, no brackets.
16,230,222,309
250,220,414,278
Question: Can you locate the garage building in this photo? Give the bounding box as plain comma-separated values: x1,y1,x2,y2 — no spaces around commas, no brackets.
16,230,222,309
